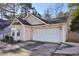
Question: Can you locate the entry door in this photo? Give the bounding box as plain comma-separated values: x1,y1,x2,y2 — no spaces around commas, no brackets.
11,28,16,40
11,28,21,41
33,28,62,42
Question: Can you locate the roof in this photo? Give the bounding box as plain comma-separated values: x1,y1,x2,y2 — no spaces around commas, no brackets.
0,19,10,30
12,14,67,26
0,19,7,22
17,18,31,25
36,16,67,24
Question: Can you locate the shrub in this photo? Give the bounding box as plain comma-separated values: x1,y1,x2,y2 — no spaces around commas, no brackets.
70,15,79,32
1,35,15,44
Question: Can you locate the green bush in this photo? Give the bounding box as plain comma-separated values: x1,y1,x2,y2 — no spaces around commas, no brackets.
70,15,79,32
1,35,15,44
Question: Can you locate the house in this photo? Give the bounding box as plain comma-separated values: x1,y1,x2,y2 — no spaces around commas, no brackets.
10,13,68,43
0,19,10,40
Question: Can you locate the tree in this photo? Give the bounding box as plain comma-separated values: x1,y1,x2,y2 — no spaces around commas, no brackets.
68,3,79,32
0,3,33,20
68,3,79,10
19,3,32,18
43,7,52,20
68,3,79,17
32,7,41,17
54,3,64,16
70,15,79,32
57,12,69,17
43,4,64,20
4,3,17,19
0,3,19,19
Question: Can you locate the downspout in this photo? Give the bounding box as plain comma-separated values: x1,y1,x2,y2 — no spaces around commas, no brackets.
30,26,33,41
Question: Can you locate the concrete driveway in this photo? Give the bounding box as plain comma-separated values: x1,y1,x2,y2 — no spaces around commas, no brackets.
18,41,79,56
1,41,79,56
17,41,60,56
30,43,60,56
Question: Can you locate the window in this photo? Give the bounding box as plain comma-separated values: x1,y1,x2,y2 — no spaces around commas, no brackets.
12,31,15,36
17,30,20,36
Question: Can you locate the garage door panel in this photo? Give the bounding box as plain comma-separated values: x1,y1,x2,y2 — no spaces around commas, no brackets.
33,28,62,42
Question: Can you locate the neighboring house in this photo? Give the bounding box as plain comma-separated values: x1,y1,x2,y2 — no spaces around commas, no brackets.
0,19,10,40
10,13,68,43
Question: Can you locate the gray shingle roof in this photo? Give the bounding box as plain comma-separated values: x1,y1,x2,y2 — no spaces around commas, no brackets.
17,18,31,25
0,19,10,30
36,16,67,24
16,15,67,26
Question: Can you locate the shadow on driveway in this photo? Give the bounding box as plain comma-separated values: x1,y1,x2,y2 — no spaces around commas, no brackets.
21,41,46,50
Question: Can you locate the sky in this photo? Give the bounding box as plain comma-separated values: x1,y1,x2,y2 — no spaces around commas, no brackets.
32,3,69,16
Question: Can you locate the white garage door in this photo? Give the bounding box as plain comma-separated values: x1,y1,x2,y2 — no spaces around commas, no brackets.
33,28,63,42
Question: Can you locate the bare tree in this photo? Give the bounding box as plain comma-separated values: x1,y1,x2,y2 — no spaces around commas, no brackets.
19,3,32,18
43,7,53,20
0,3,32,20
43,3,64,20
0,3,18,19
54,3,64,16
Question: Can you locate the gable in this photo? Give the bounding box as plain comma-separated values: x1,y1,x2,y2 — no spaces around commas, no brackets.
11,17,31,26
24,13,46,25
11,18,23,26
13,22,21,25
17,18,31,25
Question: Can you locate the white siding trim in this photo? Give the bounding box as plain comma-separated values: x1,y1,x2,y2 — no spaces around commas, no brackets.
10,18,24,26
62,24,67,42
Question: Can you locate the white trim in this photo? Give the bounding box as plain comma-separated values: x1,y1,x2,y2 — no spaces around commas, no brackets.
10,17,32,28
10,18,24,27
